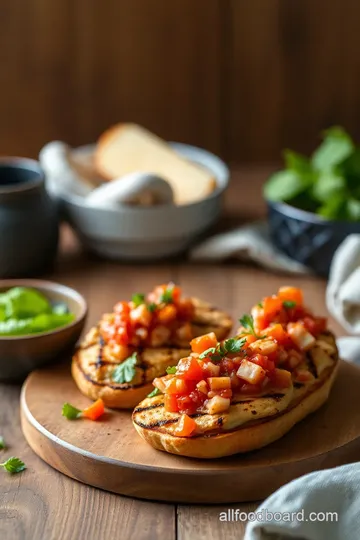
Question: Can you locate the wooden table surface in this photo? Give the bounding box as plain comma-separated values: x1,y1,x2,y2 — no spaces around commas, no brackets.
0,168,343,540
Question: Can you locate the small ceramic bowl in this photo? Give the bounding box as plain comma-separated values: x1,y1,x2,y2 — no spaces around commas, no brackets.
267,200,360,276
59,143,229,260
0,280,87,382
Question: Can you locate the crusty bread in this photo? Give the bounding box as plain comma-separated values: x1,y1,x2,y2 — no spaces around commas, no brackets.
94,123,216,205
133,361,338,458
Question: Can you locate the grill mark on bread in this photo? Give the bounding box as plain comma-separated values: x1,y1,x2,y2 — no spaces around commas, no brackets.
95,336,105,368
135,418,179,429
134,403,165,413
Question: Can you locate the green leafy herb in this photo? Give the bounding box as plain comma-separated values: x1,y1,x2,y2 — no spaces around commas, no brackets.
239,314,266,339
147,387,161,398
257,302,263,308
52,302,69,315
166,366,177,374
263,126,360,222
62,403,82,420
132,293,145,307
199,338,246,361
160,285,174,304
221,337,246,354
112,353,137,384
199,347,217,359
312,127,354,171
147,303,157,313
0,457,26,474
283,300,296,309
0,436,5,450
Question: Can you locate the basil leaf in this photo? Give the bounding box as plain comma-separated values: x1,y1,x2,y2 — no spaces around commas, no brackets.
312,127,354,171
347,198,360,221
0,287,51,319
112,353,137,384
132,293,145,307
264,170,311,202
312,170,346,203
284,149,312,175
148,387,161,398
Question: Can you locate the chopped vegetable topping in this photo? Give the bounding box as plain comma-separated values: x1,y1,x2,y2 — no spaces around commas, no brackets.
0,457,26,474
99,283,194,350
62,399,105,421
147,286,329,418
112,353,137,384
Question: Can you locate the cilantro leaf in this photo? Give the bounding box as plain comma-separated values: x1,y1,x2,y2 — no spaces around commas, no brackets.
166,366,177,374
112,353,137,384
147,303,157,313
62,403,82,420
0,457,26,474
312,127,354,171
239,314,266,339
132,293,145,307
199,347,217,359
283,300,296,309
160,287,174,304
222,337,246,354
148,387,162,398
0,436,5,450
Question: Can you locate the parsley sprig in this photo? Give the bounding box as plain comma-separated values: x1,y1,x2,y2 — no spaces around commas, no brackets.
0,457,26,474
0,436,5,450
112,352,138,384
166,366,177,374
239,314,266,339
199,337,246,361
62,403,82,419
132,293,145,307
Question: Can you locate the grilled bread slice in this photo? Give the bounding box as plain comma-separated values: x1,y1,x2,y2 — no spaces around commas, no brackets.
132,332,338,458
72,298,232,409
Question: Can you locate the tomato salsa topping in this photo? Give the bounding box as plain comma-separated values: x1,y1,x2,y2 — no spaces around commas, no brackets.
99,283,194,350
150,287,328,418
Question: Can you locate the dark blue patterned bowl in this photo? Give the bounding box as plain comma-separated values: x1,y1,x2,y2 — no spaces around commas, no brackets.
267,200,360,276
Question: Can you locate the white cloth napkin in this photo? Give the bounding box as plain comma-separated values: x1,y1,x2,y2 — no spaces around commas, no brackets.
190,222,309,274
244,462,360,540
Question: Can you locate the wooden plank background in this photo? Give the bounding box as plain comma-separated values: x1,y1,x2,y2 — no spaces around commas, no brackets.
1,0,360,163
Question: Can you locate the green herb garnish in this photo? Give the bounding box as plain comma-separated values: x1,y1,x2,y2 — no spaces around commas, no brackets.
199,338,246,361
263,126,360,222
160,285,174,304
147,303,157,313
0,457,26,474
147,387,161,398
132,293,145,307
283,300,296,309
0,436,5,450
112,353,137,384
62,403,82,420
166,366,177,374
239,314,266,339
257,302,263,308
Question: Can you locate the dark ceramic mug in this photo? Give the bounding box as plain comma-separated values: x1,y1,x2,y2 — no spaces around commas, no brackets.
0,158,59,277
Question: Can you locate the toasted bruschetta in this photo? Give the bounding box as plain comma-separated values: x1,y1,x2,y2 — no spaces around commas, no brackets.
133,287,339,458
72,284,232,408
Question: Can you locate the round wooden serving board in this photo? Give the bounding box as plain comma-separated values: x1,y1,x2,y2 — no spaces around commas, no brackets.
21,360,360,504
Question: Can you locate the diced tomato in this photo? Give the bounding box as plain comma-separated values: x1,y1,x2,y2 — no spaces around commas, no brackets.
293,369,315,383
201,361,221,378
248,354,274,372
251,305,269,331
266,324,291,346
287,322,316,351
240,334,257,347
114,325,131,346
268,368,292,389
176,390,206,414
157,304,177,324
82,399,105,421
176,356,204,380
219,358,235,375
278,287,303,306
190,332,218,354
302,316,327,336
164,378,195,395
164,394,179,412
114,301,131,315
174,414,197,437
237,382,263,395
177,299,194,320
263,296,283,319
